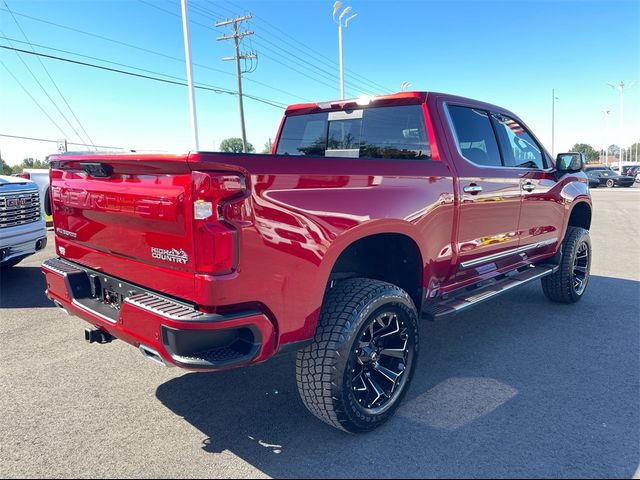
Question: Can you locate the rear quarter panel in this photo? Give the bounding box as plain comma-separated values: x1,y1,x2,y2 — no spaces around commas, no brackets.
189,153,456,345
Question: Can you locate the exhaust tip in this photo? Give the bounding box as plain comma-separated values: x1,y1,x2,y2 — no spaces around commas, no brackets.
52,300,72,316
139,345,169,367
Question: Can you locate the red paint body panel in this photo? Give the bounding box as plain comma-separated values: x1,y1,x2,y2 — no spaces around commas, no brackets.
43,91,591,370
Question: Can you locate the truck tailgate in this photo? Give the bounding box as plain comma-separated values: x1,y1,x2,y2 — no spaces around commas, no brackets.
49,154,198,299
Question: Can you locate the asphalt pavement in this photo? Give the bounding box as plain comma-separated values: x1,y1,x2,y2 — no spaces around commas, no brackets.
1,188,639,479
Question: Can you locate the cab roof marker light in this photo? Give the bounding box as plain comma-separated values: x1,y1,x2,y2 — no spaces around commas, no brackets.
356,95,372,106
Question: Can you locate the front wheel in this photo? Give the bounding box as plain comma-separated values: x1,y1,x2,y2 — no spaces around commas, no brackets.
606,178,615,188
296,278,419,433
541,226,591,303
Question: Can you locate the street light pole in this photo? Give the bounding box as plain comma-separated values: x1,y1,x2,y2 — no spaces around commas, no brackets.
607,80,636,171
338,18,344,100
551,89,555,157
180,0,199,151
333,2,357,100
602,110,610,166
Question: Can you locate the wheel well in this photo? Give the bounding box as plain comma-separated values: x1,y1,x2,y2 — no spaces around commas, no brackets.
568,202,591,231
329,233,423,309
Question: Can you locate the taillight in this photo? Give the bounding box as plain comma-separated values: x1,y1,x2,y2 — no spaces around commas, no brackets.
192,171,246,275
19,172,30,179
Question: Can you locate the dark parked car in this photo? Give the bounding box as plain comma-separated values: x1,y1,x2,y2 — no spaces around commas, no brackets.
584,166,635,188
586,173,600,188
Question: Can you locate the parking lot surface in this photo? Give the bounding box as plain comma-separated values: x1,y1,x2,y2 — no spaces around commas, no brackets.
1,188,639,479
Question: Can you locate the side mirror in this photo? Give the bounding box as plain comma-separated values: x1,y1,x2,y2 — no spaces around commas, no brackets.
556,152,585,172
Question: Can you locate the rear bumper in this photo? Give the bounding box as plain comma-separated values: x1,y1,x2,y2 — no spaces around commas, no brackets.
41,258,276,371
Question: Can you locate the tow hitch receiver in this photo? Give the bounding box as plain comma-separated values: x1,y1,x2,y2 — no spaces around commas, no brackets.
85,327,114,344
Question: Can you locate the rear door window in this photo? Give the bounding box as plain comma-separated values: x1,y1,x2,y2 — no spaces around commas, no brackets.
360,105,430,159
447,105,502,167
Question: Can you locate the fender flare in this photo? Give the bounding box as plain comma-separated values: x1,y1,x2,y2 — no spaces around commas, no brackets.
310,219,426,309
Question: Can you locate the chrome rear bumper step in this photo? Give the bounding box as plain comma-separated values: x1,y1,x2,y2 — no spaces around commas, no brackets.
423,265,558,320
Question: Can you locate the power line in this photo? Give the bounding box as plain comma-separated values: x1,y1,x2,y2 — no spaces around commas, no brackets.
186,2,366,96
0,59,70,139
138,0,312,103
0,6,310,104
252,33,367,95
2,0,95,149
146,0,361,97
0,31,78,142
0,133,124,149
0,44,287,109
0,37,287,108
148,0,349,96
164,1,349,95
218,0,392,93
0,35,198,83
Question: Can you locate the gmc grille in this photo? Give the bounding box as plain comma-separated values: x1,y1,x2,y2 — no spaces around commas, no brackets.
0,189,41,228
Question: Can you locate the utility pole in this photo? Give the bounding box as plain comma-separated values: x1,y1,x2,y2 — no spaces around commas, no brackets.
180,0,199,151
216,14,257,153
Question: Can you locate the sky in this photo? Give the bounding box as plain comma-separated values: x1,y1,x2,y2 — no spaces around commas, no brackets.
0,0,639,165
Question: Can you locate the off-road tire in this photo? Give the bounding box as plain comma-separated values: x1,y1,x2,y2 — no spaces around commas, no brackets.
296,278,419,433
542,226,591,303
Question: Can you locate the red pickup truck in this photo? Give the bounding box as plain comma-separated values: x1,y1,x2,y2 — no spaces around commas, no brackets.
42,91,592,432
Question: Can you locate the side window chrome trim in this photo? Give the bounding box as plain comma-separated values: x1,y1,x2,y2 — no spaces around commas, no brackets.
443,102,554,172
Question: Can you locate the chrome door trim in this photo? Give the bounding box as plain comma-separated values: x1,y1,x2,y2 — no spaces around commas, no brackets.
459,237,558,269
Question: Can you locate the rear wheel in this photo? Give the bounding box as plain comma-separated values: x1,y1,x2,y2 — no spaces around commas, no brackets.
296,278,419,433
542,226,591,303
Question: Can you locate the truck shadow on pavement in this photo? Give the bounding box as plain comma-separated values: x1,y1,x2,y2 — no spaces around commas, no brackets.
0,266,53,308
159,274,638,478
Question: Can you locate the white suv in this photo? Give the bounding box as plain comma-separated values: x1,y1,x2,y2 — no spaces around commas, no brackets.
0,175,47,268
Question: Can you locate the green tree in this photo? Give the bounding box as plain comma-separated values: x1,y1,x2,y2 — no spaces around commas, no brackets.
0,156,13,175
219,138,255,153
20,158,49,169
261,138,274,154
607,144,620,156
626,141,639,161
9,158,49,174
570,143,599,163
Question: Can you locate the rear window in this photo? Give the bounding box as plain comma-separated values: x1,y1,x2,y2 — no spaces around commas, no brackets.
276,105,431,160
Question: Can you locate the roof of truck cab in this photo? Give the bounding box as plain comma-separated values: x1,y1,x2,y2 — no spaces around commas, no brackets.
284,91,519,119
285,91,428,115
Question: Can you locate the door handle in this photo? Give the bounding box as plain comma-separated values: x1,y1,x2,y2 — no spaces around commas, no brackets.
463,184,483,194
522,182,536,192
